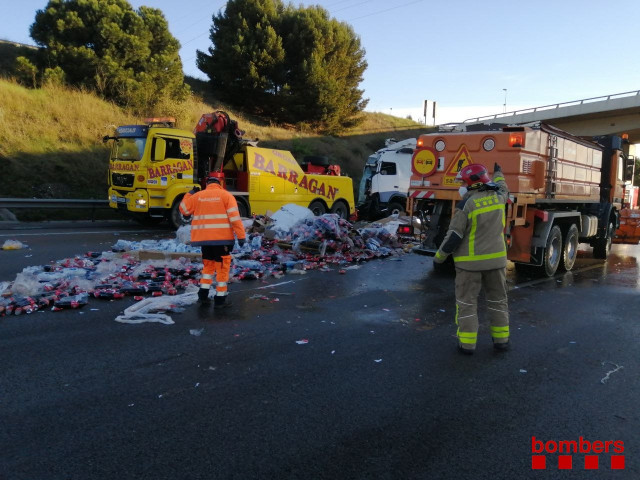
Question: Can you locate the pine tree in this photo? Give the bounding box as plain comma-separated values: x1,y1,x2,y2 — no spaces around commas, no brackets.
280,6,368,132
196,0,286,113
29,0,188,110
197,0,368,132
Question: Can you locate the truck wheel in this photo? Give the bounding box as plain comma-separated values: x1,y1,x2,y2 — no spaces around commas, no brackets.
236,198,250,218
387,201,406,216
559,224,579,271
593,221,614,259
308,200,327,216
169,197,190,230
330,200,349,219
542,225,562,276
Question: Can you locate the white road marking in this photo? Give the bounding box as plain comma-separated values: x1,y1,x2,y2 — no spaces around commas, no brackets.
0,230,154,237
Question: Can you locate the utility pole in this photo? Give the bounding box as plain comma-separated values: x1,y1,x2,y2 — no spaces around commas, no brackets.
503,88,507,113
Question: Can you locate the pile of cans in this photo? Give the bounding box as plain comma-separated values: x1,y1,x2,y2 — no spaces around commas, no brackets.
0,215,410,317
0,253,203,317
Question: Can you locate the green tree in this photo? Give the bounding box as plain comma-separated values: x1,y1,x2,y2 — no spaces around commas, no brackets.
197,0,368,133
15,56,38,88
42,66,66,86
280,5,368,132
197,0,286,113
29,0,188,111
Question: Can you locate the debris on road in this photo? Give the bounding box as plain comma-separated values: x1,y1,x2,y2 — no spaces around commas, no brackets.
0,205,415,318
2,239,26,250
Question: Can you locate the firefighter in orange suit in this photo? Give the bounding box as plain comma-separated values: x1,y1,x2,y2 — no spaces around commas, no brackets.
433,163,510,354
179,173,246,308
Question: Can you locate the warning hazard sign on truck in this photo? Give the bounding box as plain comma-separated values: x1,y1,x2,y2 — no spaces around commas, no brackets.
443,145,473,186
411,147,437,177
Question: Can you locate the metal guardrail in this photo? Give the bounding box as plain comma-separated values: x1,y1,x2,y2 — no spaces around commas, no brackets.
0,198,109,209
462,89,640,124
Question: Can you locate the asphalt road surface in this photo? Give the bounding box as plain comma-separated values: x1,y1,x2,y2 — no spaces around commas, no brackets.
1,221,639,479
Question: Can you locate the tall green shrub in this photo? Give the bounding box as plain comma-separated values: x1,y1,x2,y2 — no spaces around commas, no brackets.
197,0,368,133
29,0,189,111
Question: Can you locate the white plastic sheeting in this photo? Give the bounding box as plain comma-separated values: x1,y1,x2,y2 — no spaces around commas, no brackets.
114,286,199,325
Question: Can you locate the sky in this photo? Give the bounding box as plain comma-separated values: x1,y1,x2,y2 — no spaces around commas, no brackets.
4,0,640,125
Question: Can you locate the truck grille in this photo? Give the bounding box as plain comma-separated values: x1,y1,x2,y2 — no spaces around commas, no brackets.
111,173,134,188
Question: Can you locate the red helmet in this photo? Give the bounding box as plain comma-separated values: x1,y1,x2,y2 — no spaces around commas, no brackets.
206,171,225,184
455,163,491,187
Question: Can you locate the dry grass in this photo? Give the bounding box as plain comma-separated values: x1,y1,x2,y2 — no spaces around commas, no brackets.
0,78,427,200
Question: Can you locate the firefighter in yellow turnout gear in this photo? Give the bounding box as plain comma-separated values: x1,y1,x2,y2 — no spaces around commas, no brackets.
434,163,509,354
179,174,246,308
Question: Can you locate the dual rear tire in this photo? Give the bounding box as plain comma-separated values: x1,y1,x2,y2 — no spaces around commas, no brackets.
517,223,580,277
543,223,580,276
309,200,350,220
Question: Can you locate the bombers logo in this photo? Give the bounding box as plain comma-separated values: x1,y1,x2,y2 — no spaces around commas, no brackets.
531,436,625,470
252,152,338,200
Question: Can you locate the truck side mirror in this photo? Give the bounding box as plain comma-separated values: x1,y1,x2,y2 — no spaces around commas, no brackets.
625,155,636,182
154,138,166,162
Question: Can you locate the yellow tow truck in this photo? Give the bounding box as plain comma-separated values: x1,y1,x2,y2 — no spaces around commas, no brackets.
105,112,355,228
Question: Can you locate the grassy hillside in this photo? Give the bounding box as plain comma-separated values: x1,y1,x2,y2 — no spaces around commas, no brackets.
0,77,428,204
0,40,37,78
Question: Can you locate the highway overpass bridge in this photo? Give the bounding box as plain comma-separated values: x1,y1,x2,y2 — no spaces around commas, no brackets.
459,90,640,143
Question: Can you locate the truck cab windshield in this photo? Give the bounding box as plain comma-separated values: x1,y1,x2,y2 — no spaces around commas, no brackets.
358,154,379,204
113,137,146,161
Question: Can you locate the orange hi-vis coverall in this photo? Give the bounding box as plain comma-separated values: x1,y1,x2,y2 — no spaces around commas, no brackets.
179,183,246,299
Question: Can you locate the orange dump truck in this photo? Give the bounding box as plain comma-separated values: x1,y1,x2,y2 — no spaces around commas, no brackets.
408,123,637,276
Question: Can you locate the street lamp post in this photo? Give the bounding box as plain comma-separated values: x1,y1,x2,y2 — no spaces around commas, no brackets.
503,88,507,113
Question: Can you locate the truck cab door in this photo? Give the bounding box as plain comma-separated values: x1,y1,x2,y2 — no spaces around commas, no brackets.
149,136,194,188
374,161,398,203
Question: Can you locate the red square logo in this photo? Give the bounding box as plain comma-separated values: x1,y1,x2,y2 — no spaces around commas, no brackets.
532,455,546,470
584,455,599,470
611,456,625,470
558,455,572,470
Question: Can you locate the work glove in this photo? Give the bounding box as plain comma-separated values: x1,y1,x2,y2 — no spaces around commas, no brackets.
237,238,246,247
433,250,446,264
494,163,502,172
188,186,201,195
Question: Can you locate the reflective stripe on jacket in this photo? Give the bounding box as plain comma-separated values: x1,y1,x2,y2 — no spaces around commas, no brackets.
438,172,509,271
179,184,246,246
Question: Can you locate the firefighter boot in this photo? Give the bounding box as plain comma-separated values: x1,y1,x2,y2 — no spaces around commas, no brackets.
493,341,510,352
214,295,231,309
197,288,211,305
458,345,475,356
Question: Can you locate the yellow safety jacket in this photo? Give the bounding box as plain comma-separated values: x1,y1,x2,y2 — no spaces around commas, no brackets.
436,172,509,271
179,183,246,247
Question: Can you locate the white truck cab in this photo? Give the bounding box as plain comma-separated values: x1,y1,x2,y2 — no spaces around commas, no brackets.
357,138,416,219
